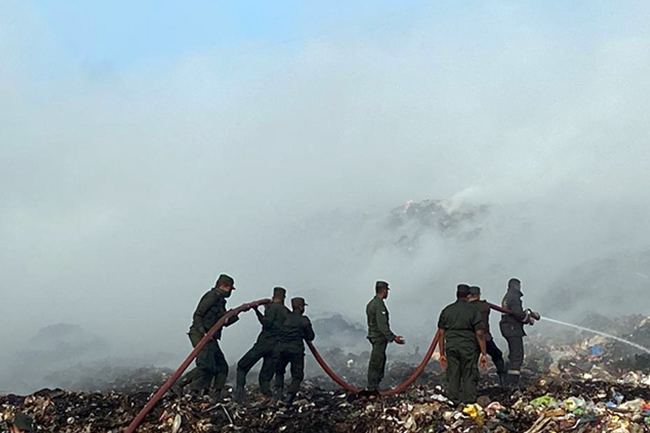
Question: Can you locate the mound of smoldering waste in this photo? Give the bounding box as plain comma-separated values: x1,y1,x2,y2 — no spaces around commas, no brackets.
2,376,650,433
3,315,650,432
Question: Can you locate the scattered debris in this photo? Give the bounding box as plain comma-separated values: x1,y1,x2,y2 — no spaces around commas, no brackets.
3,314,650,432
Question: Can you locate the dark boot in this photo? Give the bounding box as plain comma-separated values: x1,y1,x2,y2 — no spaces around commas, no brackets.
209,387,227,402
234,370,247,403
283,393,295,405
233,385,245,403
275,384,284,401
214,372,228,393
170,381,184,396
507,373,520,388
260,380,272,398
191,372,212,396
498,372,507,388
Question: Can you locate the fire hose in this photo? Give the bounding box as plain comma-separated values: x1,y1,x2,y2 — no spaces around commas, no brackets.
488,303,541,324
126,300,525,431
488,302,513,315
308,304,538,398
307,330,441,396
124,298,271,433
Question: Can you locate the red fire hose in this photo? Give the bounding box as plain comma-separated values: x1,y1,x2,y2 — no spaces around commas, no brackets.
305,303,525,397
126,300,497,431
124,298,271,433
307,330,441,396
307,342,360,393
380,329,440,396
487,302,513,315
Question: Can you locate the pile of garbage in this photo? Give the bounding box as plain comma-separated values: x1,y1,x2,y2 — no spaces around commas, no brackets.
3,314,650,432
3,371,650,432
0,372,650,433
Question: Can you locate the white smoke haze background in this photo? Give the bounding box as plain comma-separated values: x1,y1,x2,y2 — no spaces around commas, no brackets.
2,1,650,392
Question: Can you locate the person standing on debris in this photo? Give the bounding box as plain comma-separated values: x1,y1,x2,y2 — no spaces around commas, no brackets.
235,286,290,402
467,286,507,386
499,278,539,387
438,284,488,404
8,413,34,433
366,281,406,393
274,297,315,404
183,274,239,397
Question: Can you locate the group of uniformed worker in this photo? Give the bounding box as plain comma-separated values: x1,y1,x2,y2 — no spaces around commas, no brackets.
366,278,538,405
181,274,314,404
182,274,536,406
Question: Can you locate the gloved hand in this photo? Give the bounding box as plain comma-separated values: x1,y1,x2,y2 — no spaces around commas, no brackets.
524,309,541,325
225,315,240,327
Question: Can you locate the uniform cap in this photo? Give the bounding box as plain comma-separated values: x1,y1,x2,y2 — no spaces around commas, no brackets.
375,281,390,290
456,284,470,298
273,286,286,297
291,297,308,308
469,286,481,296
12,413,34,432
216,274,235,290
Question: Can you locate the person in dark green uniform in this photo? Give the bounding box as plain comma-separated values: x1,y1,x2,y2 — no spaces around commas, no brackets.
467,285,507,386
235,286,290,402
438,284,488,404
366,281,405,393
183,274,239,397
274,297,315,404
499,278,538,387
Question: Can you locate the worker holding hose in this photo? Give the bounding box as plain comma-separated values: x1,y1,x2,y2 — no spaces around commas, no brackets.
437,284,488,404
181,274,239,398
365,281,405,393
235,286,290,402
498,278,540,388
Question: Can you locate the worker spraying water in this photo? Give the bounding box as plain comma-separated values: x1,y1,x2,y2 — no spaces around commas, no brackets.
488,293,650,355
488,284,650,373
496,278,541,387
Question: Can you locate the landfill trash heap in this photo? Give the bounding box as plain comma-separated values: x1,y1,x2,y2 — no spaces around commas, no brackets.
3,315,650,432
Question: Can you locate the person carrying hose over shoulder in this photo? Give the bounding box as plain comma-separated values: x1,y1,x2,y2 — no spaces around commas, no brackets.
181,274,239,398
467,285,507,387
438,284,488,405
365,281,405,393
498,278,540,388
235,286,290,402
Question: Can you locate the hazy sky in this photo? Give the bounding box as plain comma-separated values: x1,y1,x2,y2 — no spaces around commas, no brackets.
2,1,650,389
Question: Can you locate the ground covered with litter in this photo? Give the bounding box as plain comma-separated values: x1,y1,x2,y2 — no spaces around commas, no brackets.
3,315,650,432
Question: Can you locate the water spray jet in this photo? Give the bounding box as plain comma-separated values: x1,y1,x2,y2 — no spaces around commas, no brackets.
539,316,650,355
487,302,650,354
